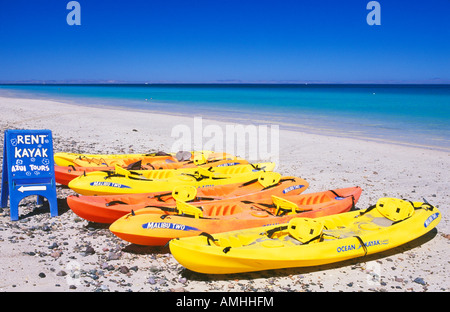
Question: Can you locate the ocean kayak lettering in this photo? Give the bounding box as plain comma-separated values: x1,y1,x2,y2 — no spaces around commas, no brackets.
424,213,439,228
337,239,388,252
282,185,305,194
337,244,356,252
142,222,199,231
89,181,131,188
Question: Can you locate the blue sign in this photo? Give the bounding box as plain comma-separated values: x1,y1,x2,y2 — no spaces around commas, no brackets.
1,129,58,221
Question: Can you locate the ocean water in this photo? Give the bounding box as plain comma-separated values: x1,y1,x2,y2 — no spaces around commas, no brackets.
1,84,449,151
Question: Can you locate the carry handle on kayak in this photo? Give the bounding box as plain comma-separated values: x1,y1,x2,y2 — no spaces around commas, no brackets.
175,200,203,218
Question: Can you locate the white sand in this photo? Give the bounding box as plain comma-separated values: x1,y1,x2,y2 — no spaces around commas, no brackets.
0,95,449,292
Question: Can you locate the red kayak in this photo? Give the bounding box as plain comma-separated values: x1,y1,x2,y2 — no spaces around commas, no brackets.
67,175,309,224
55,158,249,185
109,186,362,246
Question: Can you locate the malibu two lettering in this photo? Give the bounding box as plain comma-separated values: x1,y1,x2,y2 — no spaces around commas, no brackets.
142,222,199,231
90,181,131,188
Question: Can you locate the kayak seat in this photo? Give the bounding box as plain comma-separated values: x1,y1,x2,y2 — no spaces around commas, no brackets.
296,193,330,206
258,172,281,188
175,201,203,218
371,217,394,227
198,185,232,197
146,170,175,180
206,204,243,217
107,196,140,206
172,185,197,202
288,218,324,244
376,198,414,222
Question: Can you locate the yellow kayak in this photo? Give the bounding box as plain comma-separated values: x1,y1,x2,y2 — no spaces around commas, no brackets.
169,198,441,274
54,152,172,167
54,150,230,167
68,162,276,195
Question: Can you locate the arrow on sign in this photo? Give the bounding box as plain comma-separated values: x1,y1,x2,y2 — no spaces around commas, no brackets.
18,185,47,193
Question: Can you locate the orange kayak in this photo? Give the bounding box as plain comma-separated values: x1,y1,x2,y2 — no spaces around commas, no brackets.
109,186,362,246
67,175,309,224
55,158,249,185
71,155,177,167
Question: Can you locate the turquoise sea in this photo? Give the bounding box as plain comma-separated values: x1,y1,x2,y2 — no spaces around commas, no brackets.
1,84,449,151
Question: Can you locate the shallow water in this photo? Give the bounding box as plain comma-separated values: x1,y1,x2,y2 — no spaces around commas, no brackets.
1,84,449,151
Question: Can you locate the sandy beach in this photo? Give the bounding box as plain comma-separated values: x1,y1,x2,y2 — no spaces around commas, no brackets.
0,95,448,293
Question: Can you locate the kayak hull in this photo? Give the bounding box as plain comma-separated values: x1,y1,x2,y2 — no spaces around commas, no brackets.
55,159,249,185
67,176,309,223
109,187,362,246
169,199,440,274
68,162,276,195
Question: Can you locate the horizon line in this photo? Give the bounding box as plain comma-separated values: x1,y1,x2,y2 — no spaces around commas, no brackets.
1,79,449,85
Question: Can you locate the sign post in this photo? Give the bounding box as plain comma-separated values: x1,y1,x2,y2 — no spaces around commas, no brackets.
1,129,58,221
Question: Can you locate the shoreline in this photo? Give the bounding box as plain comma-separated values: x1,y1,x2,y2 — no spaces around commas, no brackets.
1,88,449,153
0,95,449,292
